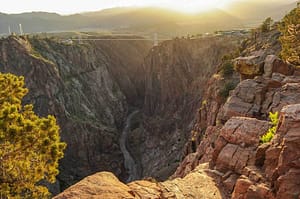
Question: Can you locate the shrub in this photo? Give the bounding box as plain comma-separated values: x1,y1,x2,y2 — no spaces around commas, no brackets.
219,81,236,100
260,112,279,143
221,61,234,77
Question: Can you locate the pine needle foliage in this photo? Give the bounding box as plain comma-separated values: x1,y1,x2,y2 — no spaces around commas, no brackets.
279,5,300,66
0,73,66,198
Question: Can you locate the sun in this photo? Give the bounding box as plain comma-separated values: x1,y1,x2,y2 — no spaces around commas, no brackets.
164,0,231,13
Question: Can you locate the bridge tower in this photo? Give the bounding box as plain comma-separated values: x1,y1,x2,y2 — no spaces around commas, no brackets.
19,24,23,35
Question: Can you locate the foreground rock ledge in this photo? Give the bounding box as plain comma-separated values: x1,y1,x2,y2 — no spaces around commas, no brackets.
54,163,224,199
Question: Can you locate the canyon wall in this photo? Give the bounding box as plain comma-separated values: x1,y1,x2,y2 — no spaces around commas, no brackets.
0,35,151,191
128,37,240,180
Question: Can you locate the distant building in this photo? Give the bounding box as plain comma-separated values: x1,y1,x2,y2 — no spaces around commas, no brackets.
62,39,73,45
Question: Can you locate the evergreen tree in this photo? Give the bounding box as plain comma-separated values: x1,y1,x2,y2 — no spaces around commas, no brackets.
279,6,300,66
0,73,66,198
261,17,273,32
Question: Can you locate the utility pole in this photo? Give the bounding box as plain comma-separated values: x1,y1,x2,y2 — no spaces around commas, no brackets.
19,24,23,35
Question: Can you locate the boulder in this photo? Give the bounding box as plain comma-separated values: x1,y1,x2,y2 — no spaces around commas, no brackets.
53,172,135,199
234,56,264,80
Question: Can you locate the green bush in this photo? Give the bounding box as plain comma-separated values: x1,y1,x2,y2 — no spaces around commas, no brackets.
260,112,279,143
219,81,236,100
221,61,234,77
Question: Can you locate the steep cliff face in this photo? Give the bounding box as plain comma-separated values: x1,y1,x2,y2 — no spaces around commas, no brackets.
0,35,151,191
131,37,240,180
173,30,285,178
172,27,300,198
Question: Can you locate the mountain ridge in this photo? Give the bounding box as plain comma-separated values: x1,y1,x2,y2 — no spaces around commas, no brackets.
0,1,297,35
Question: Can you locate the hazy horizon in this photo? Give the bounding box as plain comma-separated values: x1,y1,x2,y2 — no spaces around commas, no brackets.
0,0,296,15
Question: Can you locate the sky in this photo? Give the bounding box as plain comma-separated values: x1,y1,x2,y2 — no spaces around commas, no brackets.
0,0,294,15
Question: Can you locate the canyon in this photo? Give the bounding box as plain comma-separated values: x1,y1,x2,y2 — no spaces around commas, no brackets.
0,34,239,194
55,24,300,198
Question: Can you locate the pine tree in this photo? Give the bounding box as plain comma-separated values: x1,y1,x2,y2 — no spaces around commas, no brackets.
279,6,300,66
261,17,273,32
0,73,66,198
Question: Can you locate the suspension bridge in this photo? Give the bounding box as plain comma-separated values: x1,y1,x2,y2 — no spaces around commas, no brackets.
64,33,167,46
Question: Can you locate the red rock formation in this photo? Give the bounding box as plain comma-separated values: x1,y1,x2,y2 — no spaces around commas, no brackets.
218,73,300,122
172,29,300,197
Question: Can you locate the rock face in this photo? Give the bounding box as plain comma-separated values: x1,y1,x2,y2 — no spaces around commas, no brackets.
218,74,300,122
234,30,287,81
54,163,224,199
212,117,269,173
0,35,152,191
263,55,294,77
263,104,300,199
229,104,300,199
138,37,239,180
172,30,300,198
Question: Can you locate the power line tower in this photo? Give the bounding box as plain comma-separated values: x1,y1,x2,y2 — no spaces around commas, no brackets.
19,24,23,35
153,33,158,46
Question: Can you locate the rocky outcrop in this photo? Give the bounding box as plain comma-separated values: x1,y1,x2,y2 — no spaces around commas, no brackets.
0,35,151,191
172,27,300,197
229,104,300,199
54,163,224,199
263,104,300,198
172,126,221,178
173,65,240,178
212,117,269,173
263,55,294,77
234,55,264,80
234,29,291,81
234,55,294,81
218,72,300,123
